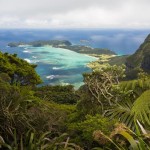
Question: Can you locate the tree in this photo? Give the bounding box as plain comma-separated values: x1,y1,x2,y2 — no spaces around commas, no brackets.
83,64,125,113
34,85,78,104
67,114,115,149
0,52,42,86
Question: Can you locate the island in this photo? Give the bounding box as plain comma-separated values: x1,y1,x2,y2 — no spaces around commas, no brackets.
8,40,130,70
8,40,116,55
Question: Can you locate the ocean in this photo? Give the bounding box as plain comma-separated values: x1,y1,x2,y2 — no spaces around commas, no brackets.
0,29,150,88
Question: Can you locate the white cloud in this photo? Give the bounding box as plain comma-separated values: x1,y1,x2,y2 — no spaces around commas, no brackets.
0,0,150,28
25,19,49,27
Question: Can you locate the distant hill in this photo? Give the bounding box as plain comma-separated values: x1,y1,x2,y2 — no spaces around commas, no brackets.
126,34,150,78
8,40,116,56
8,40,72,47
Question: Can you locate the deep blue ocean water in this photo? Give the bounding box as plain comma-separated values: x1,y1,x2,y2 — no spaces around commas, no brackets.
0,29,150,88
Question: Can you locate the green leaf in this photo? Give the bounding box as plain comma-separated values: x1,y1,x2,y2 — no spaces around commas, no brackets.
119,131,139,150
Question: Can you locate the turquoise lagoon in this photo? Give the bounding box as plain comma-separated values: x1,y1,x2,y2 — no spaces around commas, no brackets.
21,46,97,88
2,29,149,88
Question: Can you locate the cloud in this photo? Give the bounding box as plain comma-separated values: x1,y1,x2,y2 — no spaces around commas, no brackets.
0,0,150,28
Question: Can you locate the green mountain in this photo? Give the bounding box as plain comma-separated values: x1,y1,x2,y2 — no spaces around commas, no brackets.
126,34,150,78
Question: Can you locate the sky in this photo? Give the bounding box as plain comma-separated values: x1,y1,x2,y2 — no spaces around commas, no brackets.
0,0,150,29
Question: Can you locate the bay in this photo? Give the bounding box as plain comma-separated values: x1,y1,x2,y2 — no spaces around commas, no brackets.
1,29,150,88
2,45,97,88
27,46,97,88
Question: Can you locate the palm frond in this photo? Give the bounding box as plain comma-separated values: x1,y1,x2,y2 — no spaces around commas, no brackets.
105,99,135,130
131,90,150,125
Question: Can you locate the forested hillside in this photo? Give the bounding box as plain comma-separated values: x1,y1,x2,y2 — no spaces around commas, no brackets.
126,34,150,78
0,36,150,150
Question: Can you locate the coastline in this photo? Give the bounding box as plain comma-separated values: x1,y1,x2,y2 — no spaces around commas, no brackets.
25,44,118,70
44,45,108,70
8,43,119,70
86,54,117,69
38,45,100,61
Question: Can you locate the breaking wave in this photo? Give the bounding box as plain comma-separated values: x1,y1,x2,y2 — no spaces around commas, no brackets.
52,67,62,70
24,58,31,63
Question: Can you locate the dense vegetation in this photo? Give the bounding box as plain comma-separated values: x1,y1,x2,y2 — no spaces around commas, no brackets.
0,34,150,150
0,52,42,86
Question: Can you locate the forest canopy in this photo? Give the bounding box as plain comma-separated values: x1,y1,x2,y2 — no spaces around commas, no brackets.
0,52,42,86
0,47,150,150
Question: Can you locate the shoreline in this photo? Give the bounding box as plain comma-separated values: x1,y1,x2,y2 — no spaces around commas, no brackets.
23,44,100,60
42,45,117,62
22,44,118,69
86,54,118,69
9,43,119,70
